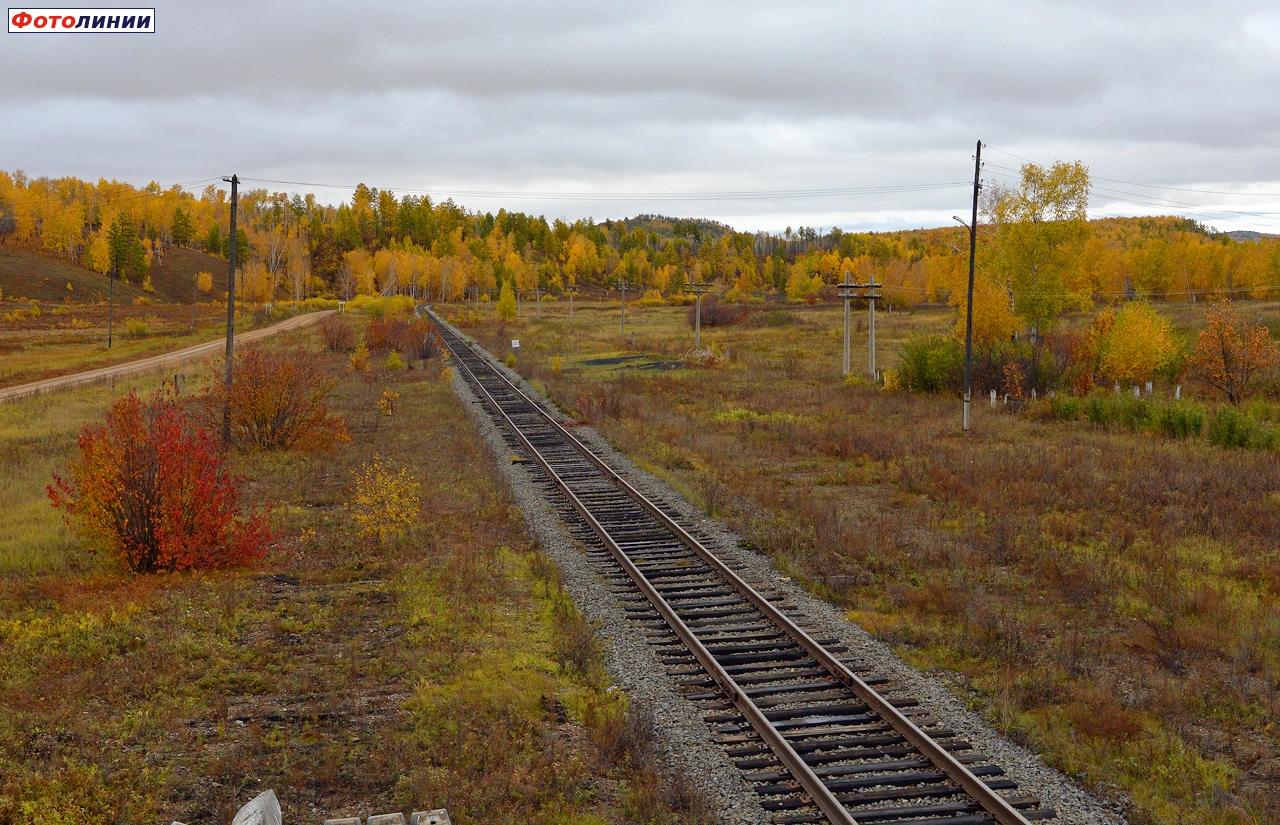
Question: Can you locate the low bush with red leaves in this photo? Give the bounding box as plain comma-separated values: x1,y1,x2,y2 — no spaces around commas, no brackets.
210,345,350,451
367,317,441,361
686,295,745,328
48,391,270,573
318,313,357,353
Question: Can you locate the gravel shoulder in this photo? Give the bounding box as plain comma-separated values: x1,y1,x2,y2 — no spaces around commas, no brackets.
438,313,1129,825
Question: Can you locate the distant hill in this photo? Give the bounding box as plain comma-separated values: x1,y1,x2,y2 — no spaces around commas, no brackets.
0,243,228,303
1225,230,1279,242
603,214,736,242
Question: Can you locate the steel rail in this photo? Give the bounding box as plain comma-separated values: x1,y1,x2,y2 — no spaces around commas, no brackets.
433,311,1033,825
436,316,859,824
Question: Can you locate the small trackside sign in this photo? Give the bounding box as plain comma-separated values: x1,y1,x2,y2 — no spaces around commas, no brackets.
8,7,155,32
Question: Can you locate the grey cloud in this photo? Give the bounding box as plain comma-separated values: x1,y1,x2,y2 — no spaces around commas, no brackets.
3,1,1280,233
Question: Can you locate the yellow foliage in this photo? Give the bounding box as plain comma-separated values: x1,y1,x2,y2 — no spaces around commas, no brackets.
952,274,1020,345
1099,302,1175,385
496,279,517,320
349,339,370,372
349,456,422,544
378,388,399,416
195,271,213,294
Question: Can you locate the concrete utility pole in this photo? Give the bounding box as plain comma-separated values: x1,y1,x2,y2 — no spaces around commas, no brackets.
835,277,881,379
688,281,711,348
221,173,238,447
841,271,852,376
867,272,877,379
618,279,630,336
958,139,982,433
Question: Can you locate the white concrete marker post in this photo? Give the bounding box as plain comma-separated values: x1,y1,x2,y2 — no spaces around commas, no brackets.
231,789,281,825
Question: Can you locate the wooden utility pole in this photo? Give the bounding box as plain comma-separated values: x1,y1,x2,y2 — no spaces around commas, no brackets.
962,141,982,433
107,258,115,349
221,173,238,447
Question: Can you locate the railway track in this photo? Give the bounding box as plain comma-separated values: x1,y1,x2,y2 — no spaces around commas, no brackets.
431,311,1056,825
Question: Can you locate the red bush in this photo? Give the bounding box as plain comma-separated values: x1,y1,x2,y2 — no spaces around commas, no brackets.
318,314,357,353
211,345,349,451
48,391,269,573
367,317,441,360
686,295,745,329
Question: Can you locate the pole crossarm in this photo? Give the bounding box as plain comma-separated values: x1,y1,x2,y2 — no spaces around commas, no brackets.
834,283,881,296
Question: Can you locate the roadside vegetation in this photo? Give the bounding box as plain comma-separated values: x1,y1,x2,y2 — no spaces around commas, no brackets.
0,300,707,824
459,296,1280,825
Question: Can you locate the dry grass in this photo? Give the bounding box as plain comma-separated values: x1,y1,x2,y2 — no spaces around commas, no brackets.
0,320,707,824
456,298,1280,825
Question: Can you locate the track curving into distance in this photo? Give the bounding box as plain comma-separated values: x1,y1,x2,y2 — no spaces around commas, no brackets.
431,310,1055,825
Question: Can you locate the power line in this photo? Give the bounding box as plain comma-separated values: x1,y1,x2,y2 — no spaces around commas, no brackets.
985,145,1280,198
111,176,223,200
237,176,970,202
982,166,1280,227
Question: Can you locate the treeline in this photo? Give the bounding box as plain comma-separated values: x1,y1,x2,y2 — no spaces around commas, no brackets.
2,167,1278,314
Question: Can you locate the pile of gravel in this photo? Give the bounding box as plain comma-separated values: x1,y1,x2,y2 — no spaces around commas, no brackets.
438,315,1128,825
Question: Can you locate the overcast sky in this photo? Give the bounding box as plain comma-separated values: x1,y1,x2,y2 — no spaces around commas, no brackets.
4,1,1280,234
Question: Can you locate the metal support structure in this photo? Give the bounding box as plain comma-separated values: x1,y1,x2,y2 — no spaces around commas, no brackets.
961,140,982,433
835,278,881,379
687,281,711,348
221,173,238,447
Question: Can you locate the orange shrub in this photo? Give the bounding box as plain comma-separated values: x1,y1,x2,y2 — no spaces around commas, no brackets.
48,391,269,573
211,345,349,450
1189,304,1280,404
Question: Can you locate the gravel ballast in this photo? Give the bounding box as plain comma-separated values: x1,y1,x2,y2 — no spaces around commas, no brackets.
437,314,1128,825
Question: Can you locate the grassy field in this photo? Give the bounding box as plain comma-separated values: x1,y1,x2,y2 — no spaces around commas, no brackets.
0,320,707,824
454,298,1280,825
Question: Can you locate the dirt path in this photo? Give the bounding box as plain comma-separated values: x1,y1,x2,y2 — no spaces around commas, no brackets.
0,311,333,403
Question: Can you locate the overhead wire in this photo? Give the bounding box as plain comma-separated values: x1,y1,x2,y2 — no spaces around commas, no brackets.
981,165,1280,228
236,176,971,202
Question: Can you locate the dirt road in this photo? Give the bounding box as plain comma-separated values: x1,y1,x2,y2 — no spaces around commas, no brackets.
0,310,333,403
